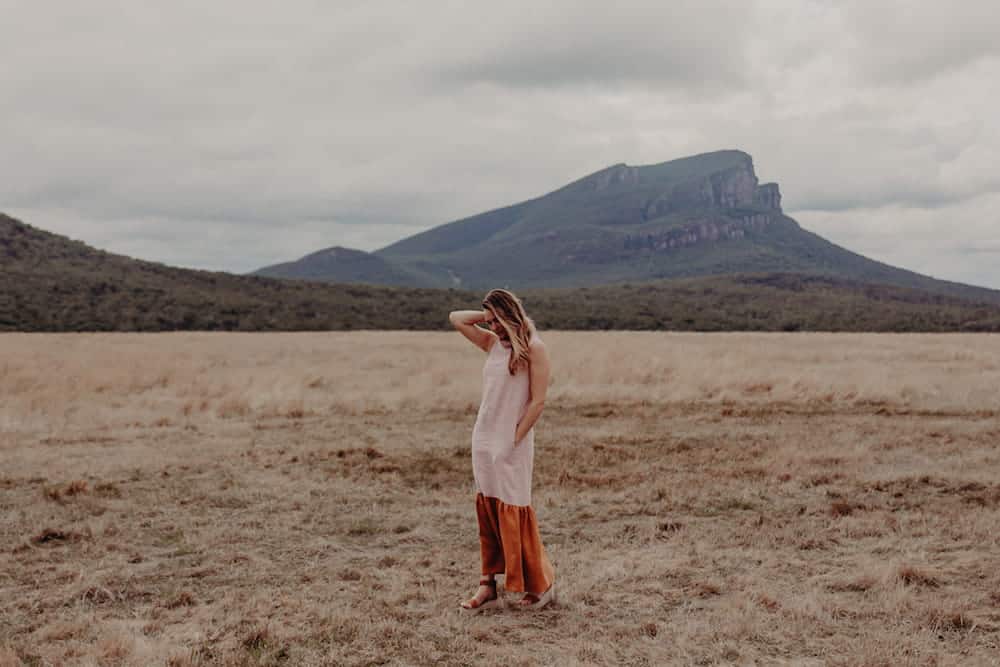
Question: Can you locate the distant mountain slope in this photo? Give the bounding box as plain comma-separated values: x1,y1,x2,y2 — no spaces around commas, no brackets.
254,246,423,285
0,213,469,331
2,212,1000,332
253,149,1000,306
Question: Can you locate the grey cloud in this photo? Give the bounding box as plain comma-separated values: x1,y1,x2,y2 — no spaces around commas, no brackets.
2,1,1000,290
842,2,1000,84
7,181,449,232
788,183,1000,213
431,3,754,92
958,242,1000,255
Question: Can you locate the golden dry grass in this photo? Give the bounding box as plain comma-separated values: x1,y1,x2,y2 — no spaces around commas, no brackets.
1,331,1000,666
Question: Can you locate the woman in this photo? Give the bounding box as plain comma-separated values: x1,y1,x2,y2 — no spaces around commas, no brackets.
448,288,556,613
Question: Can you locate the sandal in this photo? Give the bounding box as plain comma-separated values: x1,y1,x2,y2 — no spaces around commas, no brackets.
517,583,556,611
460,577,501,614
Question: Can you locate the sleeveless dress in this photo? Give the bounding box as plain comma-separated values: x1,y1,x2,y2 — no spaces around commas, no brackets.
470,332,555,595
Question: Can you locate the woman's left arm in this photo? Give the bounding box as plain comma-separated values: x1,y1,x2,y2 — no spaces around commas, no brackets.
515,340,551,444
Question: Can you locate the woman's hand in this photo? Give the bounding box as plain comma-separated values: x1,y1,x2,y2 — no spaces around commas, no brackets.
449,309,493,352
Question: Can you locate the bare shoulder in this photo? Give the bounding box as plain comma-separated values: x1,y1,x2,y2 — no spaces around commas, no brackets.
484,332,499,353
528,335,548,356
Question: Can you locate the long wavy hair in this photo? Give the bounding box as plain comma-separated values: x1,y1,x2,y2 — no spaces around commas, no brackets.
482,288,536,375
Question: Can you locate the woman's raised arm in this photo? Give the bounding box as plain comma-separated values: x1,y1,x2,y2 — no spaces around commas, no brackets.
449,310,495,353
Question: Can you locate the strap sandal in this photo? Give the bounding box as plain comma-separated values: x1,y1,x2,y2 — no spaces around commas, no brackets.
459,578,502,614
517,583,556,611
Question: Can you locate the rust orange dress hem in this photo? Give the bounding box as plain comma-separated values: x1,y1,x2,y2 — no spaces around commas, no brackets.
475,492,555,594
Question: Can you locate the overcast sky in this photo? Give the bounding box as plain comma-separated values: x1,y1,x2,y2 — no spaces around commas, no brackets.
3,1,999,288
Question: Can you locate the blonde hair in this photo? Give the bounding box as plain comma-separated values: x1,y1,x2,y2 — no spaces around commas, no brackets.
482,288,536,375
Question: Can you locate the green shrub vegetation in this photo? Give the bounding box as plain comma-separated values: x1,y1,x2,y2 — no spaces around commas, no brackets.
3,213,999,332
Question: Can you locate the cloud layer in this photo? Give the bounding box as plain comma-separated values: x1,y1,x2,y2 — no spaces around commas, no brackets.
2,0,999,287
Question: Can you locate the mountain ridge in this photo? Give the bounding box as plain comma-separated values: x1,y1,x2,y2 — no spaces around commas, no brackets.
252,149,1000,306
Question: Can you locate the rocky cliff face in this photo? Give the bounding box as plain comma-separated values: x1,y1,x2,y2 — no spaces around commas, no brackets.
702,164,758,208
755,183,782,211
624,213,776,254
643,158,782,219
540,155,789,263
555,212,781,265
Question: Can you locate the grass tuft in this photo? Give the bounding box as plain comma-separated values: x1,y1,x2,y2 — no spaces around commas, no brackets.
32,528,85,545
165,591,196,609
897,565,940,588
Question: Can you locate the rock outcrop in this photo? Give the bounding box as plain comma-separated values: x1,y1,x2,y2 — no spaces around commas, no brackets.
702,163,758,208
642,155,781,219
624,214,775,253
754,183,782,211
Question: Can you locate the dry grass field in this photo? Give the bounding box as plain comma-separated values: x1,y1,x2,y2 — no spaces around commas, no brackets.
2,331,999,666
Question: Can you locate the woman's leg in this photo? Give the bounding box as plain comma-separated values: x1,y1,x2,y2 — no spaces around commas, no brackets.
461,494,505,610
476,493,506,577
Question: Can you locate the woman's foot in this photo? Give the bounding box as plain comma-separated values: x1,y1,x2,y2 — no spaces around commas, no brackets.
517,583,555,610
460,578,500,613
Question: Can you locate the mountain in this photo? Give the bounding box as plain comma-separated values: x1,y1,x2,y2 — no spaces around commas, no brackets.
0,212,469,331
254,246,421,285
252,149,1000,305
2,211,1000,332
